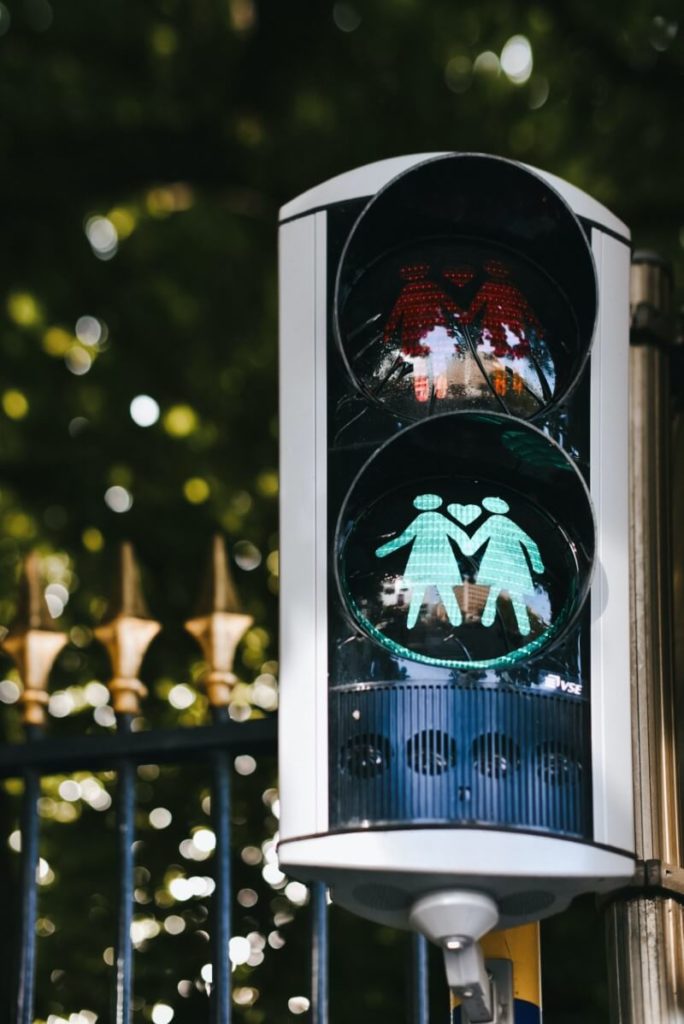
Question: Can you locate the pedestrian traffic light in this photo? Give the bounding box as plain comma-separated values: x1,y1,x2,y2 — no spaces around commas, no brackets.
277,155,634,980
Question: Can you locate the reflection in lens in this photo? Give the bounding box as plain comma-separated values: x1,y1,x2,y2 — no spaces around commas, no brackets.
342,734,391,778
406,730,457,775
536,742,582,786
339,242,571,420
472,733,520,779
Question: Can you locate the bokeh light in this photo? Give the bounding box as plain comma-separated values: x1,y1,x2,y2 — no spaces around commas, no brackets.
149,807,173,829
233,987,259,1006
130,395,160,427
192,828,216,852
151,1004,174,1024
75,316,103,347
82,527,105,552
108,206,137,238
183,477,210,503
104,486,133,513
7,291,41,326
84,682,109,706
163,404,198,438
235,754,257,776
501,35,533,84
43,327,73,356
234,540,262,571
332,3,361,32
0,679,20,703
94,705,116,727
85,215,118,259
2,389,29,419
229,936,251,965
164,915,186,935
65,347,93,376
473,50,500,75
288,996,311,1014
168,684,195,709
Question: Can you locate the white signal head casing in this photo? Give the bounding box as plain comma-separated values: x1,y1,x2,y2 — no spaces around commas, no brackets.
278,153,634,931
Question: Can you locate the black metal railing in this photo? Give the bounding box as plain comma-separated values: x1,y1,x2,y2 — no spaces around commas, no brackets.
8,714,278,1024
1,541,436,1024
6,711,440,1023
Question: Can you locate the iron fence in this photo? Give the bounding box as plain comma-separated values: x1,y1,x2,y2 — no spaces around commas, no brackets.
1,541,435,1024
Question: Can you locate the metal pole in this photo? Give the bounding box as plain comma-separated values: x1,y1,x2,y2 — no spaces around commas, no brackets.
4,553,68,1024
114,714,135,1024
95,542,161,1024
410,931,430,1024
16,755,40,1024
310,881,329,1024
185,534,254,1023
605,252,684,1021
210,706,232,1024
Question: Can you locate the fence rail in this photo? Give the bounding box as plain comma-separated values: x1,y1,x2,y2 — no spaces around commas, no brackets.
2,539,436,1024
0,718,277,777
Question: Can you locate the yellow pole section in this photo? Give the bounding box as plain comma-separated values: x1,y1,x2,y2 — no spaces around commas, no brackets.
451,923,542,1022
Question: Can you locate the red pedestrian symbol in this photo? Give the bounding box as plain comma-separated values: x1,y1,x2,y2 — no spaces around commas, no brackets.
383,264,464,402
462,259,542,360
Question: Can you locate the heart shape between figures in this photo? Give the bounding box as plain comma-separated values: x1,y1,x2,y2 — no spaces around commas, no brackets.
448,503,481,526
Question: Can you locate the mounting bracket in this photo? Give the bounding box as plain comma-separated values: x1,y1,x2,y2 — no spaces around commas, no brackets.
410,890,512,1023
458,958,513,1024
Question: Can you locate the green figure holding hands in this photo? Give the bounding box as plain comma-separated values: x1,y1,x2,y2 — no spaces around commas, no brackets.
375,494,470,629
461,496,545,635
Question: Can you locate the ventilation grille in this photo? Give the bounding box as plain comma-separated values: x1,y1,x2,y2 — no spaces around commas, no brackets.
329,683,590,838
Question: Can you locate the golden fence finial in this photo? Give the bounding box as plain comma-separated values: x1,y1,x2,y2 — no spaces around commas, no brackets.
185,534,253,708
95,542,161,716
3,551,68,727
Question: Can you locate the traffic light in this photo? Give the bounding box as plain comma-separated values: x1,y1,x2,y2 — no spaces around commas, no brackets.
278,155,634,951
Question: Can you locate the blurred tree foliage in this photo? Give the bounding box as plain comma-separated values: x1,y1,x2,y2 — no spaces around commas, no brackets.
0,0,680,1021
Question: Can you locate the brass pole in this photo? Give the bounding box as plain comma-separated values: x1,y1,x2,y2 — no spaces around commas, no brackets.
605,252,684,1021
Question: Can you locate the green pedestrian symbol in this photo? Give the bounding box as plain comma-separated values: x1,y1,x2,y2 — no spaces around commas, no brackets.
461,496,545,635
375,494,470,629
375,493,545,635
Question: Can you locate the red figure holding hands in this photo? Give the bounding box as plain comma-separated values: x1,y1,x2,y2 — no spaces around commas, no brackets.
462,259,542,359
383,264,463,402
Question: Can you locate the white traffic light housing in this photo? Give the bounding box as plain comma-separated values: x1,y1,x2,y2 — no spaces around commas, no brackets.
278,154,634,935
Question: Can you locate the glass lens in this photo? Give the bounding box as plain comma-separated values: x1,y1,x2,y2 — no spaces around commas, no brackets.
338,240,577,420
336,413,594,671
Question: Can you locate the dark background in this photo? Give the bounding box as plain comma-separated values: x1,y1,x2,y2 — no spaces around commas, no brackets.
0,0,681,1021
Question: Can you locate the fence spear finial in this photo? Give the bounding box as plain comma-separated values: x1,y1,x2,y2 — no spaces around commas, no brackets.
185,533,253,708
3,551,68,728
95,541,161,716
